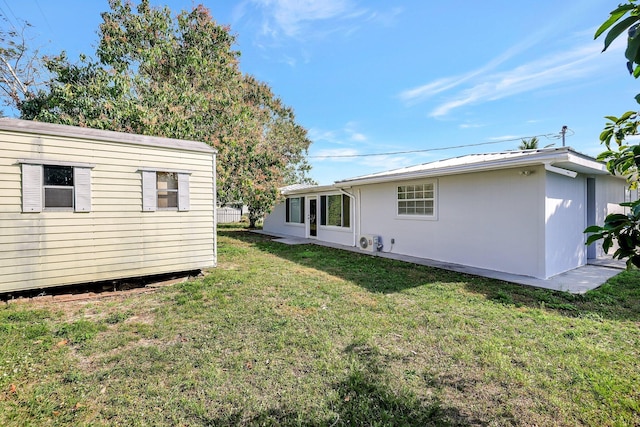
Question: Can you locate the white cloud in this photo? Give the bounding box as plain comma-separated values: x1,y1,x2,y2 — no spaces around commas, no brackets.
400,23,628,118
459,122,485,129
399,25,549,105
351,132,366,142
429,43,604,118
312,147,360,162
358,155,414,171
487,135,521,141
249,0,361,38
308,128,338,143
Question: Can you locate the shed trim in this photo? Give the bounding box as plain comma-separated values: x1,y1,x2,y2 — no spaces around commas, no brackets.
18,159,96,168
1,118,216,154
137,167,193,175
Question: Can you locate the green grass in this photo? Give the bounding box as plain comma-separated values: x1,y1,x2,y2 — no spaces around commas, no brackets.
0,223,639,426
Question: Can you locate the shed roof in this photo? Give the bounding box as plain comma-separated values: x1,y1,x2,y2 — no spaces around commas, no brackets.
0,118,216,154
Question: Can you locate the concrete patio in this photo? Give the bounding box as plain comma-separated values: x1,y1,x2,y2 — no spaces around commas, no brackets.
253,230,626,294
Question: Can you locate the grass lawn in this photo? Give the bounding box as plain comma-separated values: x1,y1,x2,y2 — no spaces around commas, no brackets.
1,224,639,426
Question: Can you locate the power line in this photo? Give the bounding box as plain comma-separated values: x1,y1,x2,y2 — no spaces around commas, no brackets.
309,129,573,159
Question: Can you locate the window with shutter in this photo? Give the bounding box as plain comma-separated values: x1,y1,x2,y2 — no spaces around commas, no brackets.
141,169,191,212
20,161,94,213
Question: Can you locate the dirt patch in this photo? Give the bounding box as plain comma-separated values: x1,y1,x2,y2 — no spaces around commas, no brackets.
3,270,202,305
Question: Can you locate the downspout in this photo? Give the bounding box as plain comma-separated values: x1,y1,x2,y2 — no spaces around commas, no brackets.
338,187,357,247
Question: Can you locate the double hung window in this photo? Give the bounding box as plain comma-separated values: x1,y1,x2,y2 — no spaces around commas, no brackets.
141,170,190,212
21,161,93,213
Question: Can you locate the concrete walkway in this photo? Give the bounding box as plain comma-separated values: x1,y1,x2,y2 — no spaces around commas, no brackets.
252,230,625,294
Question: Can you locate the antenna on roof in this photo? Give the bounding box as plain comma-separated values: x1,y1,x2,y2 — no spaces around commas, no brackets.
561,125,568,147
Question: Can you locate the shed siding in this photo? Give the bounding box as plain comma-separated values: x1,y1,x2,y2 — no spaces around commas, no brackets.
0,123,216,293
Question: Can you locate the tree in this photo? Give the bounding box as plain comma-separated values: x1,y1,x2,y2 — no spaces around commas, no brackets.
0,15,43,115
14,0,313,227
518,136,539,150
585,1,640,268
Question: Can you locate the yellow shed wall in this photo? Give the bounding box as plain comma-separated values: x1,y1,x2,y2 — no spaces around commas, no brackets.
0,123,216,292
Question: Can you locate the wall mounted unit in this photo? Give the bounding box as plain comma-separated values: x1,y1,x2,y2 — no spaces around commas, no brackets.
359,234,380,253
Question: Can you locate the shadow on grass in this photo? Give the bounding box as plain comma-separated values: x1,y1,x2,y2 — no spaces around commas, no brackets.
219,229,640,322
200,339,481,426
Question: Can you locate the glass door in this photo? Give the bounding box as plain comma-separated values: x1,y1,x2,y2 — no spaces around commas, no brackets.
309,198,317,237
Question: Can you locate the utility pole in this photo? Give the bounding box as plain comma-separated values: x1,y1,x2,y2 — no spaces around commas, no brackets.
561,125,568,147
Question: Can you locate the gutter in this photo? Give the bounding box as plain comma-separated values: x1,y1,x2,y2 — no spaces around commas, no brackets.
545,163,577,178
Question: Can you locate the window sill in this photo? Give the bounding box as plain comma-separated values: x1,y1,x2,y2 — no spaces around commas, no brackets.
319,225,353,231
395,215,438,221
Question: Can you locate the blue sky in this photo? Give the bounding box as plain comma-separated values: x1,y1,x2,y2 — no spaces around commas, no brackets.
2,0,637,184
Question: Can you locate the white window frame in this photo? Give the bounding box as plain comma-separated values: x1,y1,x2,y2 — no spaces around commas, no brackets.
42,165,74,210
140,168,191,212
396,181,437,219
20,160,94,213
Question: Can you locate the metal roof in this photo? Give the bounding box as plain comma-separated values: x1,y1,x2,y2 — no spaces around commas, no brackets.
334,147,611,186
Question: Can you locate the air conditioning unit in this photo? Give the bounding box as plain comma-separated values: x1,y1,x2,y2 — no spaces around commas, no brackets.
359,234,381,253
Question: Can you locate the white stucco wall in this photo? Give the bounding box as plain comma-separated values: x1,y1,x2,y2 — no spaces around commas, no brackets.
263,194,354,246
355,167,545,278
544,172,586,278
592,175,629,258
264,163,631,280
263,202,306,238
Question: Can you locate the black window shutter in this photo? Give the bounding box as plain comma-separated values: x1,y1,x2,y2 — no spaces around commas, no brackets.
286,198,290,222
300,197,305,223
343,194,350,228
320,196,327,225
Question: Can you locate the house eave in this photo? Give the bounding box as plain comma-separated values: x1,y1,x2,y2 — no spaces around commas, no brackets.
281,184,336,196
334,148,611,187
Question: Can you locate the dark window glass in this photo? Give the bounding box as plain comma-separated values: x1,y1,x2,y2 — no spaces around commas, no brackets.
44,165,74,208
44,165,73,186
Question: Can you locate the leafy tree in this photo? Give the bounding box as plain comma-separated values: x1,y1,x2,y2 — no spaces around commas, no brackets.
585,1,640,268
518,136,539,150
13,0,313,227
0,15,42,115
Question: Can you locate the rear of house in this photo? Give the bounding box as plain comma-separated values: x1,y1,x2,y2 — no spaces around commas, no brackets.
264,148,630,280
0,118,216,293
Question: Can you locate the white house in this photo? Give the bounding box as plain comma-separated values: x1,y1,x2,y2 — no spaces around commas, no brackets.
0,118,217,293
263,147,632,280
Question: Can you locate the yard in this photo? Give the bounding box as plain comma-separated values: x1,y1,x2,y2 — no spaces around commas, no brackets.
1,224,639,426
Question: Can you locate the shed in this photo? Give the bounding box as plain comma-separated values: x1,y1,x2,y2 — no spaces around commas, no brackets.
263,147,632,280
0,118,216,293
